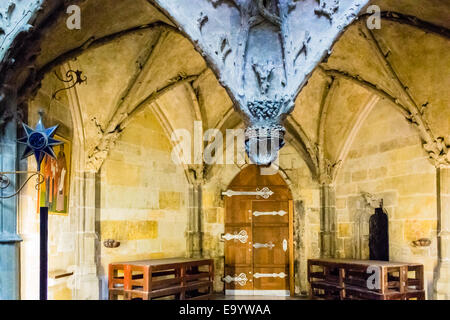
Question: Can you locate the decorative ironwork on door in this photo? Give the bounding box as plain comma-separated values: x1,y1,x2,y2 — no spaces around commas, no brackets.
222,187,274,199
221,230,248,244
223,273,248,286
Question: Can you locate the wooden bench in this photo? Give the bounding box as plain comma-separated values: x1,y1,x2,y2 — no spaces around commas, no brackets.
108,258,214,300
308,259,425,300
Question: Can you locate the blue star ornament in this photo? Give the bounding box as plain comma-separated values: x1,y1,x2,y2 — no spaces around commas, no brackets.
17,115,64,171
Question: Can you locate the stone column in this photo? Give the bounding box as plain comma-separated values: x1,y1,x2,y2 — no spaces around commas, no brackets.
0,119,20,300
187,183,203,258
320,184,337,258
0,87,20,300
435,166,450,299
72,171,99,300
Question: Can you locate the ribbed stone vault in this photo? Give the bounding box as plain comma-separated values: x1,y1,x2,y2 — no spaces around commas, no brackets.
0,0,449,300
0,0,448,177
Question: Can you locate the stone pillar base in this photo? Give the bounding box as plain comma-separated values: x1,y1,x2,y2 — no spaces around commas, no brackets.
73,264,99,300
435,261,450,299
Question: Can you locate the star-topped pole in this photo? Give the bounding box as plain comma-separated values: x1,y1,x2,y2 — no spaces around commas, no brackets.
17,111,64,171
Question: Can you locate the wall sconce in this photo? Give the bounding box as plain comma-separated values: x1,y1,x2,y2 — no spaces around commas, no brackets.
103,239,121,248
412,238,432,247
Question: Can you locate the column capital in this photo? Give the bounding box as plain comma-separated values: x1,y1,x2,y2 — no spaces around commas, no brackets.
0,232,22,243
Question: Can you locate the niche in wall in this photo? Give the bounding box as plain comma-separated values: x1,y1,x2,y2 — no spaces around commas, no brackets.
354,193,390,261
369,207,389,261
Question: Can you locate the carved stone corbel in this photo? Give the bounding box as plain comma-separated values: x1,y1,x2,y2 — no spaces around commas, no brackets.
315,0,340,21
361,191,383,209
152,0,370,165
424,137,450,168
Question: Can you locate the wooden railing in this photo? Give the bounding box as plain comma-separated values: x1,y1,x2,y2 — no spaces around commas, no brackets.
108,258,214,300
308,259,425,300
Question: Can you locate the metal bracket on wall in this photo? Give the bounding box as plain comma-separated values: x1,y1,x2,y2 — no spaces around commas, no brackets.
0,171,44,199
52,69,87,100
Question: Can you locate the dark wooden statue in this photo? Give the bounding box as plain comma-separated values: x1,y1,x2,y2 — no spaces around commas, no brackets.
369,207,389,261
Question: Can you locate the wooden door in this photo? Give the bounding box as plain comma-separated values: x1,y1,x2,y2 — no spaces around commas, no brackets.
252,200,290,295
224,198,253,293
223,165,294,296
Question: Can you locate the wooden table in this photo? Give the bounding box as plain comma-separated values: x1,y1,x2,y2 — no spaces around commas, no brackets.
109,258,214,300
308,259,425,300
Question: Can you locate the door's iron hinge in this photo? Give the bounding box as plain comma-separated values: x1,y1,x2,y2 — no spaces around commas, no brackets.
253,272,287,279
221,230,248,243
223,273,248,286
253,210,287,217
253,241,275,250
221,187,274,199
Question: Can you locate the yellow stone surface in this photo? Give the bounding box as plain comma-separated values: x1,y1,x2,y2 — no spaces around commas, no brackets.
101,220,158,240
105,160,141,187
206,209,218,224
338,223,352,238
404,220,437,243
53,285,72,301
159,191,181,210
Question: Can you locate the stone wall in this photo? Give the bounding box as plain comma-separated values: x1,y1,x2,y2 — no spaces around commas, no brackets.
97,108,189,299
334,100,438,297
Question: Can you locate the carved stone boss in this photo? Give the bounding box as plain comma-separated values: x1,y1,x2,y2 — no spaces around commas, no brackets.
153,0,370,164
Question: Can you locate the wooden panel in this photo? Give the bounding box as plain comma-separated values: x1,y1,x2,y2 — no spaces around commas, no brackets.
252,199,289,292
251,201,289,224
224,197,252,292
253,266,289,291
252,225,289,266
225,199,251,224
224,225,252,266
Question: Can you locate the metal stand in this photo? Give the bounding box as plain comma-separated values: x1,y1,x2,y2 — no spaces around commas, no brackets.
40,206,48,300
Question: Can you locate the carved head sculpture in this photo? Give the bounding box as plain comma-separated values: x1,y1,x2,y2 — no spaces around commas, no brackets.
244,97,291,165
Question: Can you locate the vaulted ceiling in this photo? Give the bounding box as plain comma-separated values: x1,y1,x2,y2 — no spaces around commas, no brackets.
25,0,450,175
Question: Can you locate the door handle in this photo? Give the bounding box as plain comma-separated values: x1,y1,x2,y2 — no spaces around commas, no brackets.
254,272,287,279
253,210,287,217
253,241,275,249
